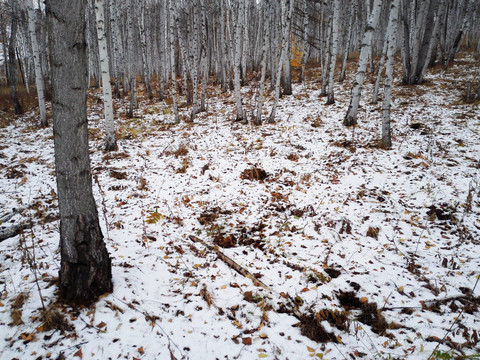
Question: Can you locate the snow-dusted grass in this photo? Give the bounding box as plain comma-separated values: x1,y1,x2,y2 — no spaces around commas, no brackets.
1,55,480,360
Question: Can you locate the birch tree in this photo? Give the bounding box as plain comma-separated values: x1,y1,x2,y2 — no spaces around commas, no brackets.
168,0,179,123
325,0,341,105
269,0,293,123
190,2,201,120
126,0,138,117
254,0,270,125
338,1,356,83
7,0,23,115
25,0,46,126
199,0,208,112
343,0,383,125
372,38,387,104
109,0,124,97
298,0,309,84
94,0,117,151
46,0,112,306
282,9,293,96
233,0,246,122
138,0,153,99
381,0,400,149
401,0,440,85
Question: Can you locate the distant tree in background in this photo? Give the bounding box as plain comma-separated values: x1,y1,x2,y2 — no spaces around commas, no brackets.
25,0,46,126
93,0,117,151
7,0,23,115
1,0,479,144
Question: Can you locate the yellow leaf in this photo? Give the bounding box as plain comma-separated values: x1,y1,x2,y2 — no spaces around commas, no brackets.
259,333,268,339
221,285,227,289
146,211,164,224
258,354,268,358
307,346,315,353
233,320,242,329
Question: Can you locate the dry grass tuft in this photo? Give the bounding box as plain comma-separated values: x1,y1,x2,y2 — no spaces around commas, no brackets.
366,226,380,239
10,309,24,326
40,308,72,332
12,292,29,309
299,313,338,343
240,166,268,181
200,284,214,308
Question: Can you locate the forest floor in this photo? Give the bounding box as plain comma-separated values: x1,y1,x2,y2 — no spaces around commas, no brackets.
1,54,480,360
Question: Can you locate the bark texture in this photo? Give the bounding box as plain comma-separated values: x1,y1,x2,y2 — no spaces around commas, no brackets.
46,0,112,306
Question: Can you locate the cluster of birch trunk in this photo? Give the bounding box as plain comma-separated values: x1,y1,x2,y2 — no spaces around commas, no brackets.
2,0,480,148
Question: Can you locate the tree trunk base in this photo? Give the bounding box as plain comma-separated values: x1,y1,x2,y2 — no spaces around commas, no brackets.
343,114,357,127
59,216,112,306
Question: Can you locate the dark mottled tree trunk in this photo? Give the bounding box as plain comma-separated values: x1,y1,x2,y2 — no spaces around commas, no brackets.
46,0,112,306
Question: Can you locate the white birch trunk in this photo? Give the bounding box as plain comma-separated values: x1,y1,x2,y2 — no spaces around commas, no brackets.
299,0,309,83
26,0,47,126
138,1,153,99
282,9,293,96
199,0,208,112
269,0,293,123
372,38,388,104
339,1,356,83
225,2,235,90
168,0,179,123
320,3,330,96
233,0,246,121
325,0,341,105
255,0,270,125
382,0,400,149
241,0,248,83
109,0,124,97
126,0,137,117
94,0,116,151
190,5,200,120
219,2,228,91
177,13,191,105
343,0,383,124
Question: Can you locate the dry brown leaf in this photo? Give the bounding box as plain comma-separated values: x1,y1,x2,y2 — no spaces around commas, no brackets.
73,349,83,359
242,337,252,345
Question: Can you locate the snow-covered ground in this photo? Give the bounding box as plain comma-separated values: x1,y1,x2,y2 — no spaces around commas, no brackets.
1,56,480,360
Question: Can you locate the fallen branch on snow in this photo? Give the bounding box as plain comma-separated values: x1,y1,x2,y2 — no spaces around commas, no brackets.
188,234,271,290
0,207,29,242
0,225,23,242
0,207,26,225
